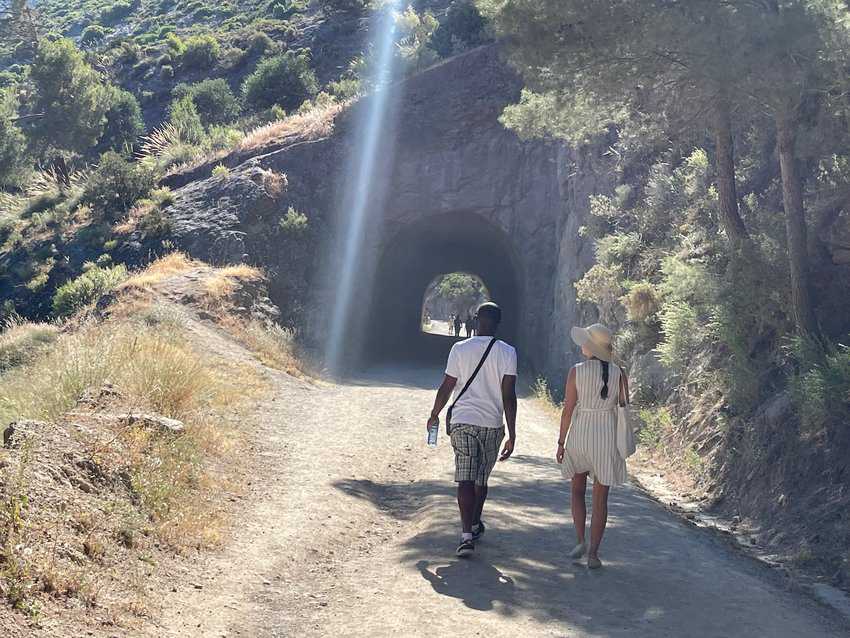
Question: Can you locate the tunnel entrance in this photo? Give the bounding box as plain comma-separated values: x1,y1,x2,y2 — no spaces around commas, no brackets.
364,212,521,365
421,273,490,338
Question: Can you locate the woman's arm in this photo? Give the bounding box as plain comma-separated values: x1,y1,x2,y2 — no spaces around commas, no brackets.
556,367,578,463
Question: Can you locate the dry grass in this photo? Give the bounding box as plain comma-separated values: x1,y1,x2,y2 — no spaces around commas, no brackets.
0,319,60,373
218,316,304,377
201,264,264,308
120,251,196,291
235,101,346,153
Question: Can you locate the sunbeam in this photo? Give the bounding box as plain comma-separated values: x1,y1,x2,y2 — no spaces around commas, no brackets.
325,0,403,373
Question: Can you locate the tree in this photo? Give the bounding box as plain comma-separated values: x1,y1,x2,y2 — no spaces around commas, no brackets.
95,87,144,155
732,1,850,338
242,51,318,112
173,78,240,127
0,86,27,186
434,273,487,315
26,38,107,156
476,0,752,247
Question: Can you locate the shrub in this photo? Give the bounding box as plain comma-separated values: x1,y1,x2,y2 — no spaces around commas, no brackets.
180,35,220,70
574,263,624,323
80,24,109,46
166,33,185,55
429,0,488,57
656,301,701,369
242,51,318,112
211,164,229,178
160,65,175,80
791,339,850,436
52,264,128,317
100,0,134,24
247,31,274,56
95,87,145,155
81,152,155,220
278,206,308,235
168,95,205,144
173,79,240,127
270,0,305,19
623,282,660,322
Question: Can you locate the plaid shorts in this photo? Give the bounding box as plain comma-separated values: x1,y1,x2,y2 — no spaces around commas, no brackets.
450,424,505,486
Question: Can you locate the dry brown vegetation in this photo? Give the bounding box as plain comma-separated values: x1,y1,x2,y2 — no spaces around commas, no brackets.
0,255,298,631
235,101,346,154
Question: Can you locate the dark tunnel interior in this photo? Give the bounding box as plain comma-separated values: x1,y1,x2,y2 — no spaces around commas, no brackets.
364,212,521,365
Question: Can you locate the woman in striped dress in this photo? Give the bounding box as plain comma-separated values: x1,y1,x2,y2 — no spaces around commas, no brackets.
556,323,628,569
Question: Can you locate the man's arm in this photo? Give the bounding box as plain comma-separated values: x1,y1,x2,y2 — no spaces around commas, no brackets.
427,374,457,430
499,374,517,461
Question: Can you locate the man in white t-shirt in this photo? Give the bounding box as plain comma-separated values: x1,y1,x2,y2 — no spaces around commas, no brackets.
427,302,518,558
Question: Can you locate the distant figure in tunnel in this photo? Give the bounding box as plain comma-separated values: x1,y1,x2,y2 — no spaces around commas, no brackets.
464,313,473,338
427,302,518,558
556,323,629,570
453,314,462,337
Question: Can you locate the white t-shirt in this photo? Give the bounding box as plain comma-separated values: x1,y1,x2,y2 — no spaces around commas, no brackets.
445,337,518,428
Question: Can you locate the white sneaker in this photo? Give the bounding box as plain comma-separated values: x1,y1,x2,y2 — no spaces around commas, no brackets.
570,541,587,560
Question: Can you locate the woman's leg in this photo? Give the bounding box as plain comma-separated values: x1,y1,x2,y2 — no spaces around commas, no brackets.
589,482,610,558
571,473,588,543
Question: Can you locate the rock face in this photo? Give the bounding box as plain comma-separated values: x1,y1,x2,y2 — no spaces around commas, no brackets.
158,45,611,377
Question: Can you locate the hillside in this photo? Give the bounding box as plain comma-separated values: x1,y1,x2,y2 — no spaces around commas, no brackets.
1,0,850,633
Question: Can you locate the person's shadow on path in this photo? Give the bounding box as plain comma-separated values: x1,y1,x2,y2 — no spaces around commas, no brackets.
416,559,516,611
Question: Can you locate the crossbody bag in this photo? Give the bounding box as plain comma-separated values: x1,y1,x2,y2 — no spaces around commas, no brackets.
446,337,498,435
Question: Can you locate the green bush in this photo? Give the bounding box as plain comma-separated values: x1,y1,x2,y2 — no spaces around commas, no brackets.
173,79,240,127
81,24,109,46
429,1,488,57
168,95,205,144
95,87,145,155
180,34,220,70
81,152,155,220
242,51,318,112
160,65,175,79
791,339,850,436
656,300,701,369
52,265,128,317
100,0,134,24
247,31,274,56
278,206,308,235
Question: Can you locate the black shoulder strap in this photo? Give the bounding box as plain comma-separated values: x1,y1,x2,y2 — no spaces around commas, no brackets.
447,337,498,425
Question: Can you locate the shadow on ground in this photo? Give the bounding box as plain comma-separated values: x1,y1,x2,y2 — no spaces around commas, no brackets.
333,454,841,637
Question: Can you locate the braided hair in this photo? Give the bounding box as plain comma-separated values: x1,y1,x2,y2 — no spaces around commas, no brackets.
600,360,609,399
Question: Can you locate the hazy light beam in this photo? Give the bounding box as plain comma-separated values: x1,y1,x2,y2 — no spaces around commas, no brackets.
326,1,401,372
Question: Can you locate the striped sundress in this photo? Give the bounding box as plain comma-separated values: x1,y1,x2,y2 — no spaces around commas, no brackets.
560,359,627,486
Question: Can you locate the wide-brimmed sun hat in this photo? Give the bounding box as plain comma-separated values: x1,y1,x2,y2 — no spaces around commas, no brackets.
570,323,614,362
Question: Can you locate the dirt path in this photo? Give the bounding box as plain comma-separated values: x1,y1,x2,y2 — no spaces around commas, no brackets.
147,351,847,637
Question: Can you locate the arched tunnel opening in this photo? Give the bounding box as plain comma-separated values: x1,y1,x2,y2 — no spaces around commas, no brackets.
364,212,522,366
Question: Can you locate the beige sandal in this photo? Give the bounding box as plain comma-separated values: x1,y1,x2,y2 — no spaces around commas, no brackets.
587,555,602,569
570,541,587,560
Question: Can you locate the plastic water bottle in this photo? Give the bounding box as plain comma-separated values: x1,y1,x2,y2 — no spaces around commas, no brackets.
427,418,439,447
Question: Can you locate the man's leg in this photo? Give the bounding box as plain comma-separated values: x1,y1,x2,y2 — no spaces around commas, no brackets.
457,481,476,533
473,485,488,527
